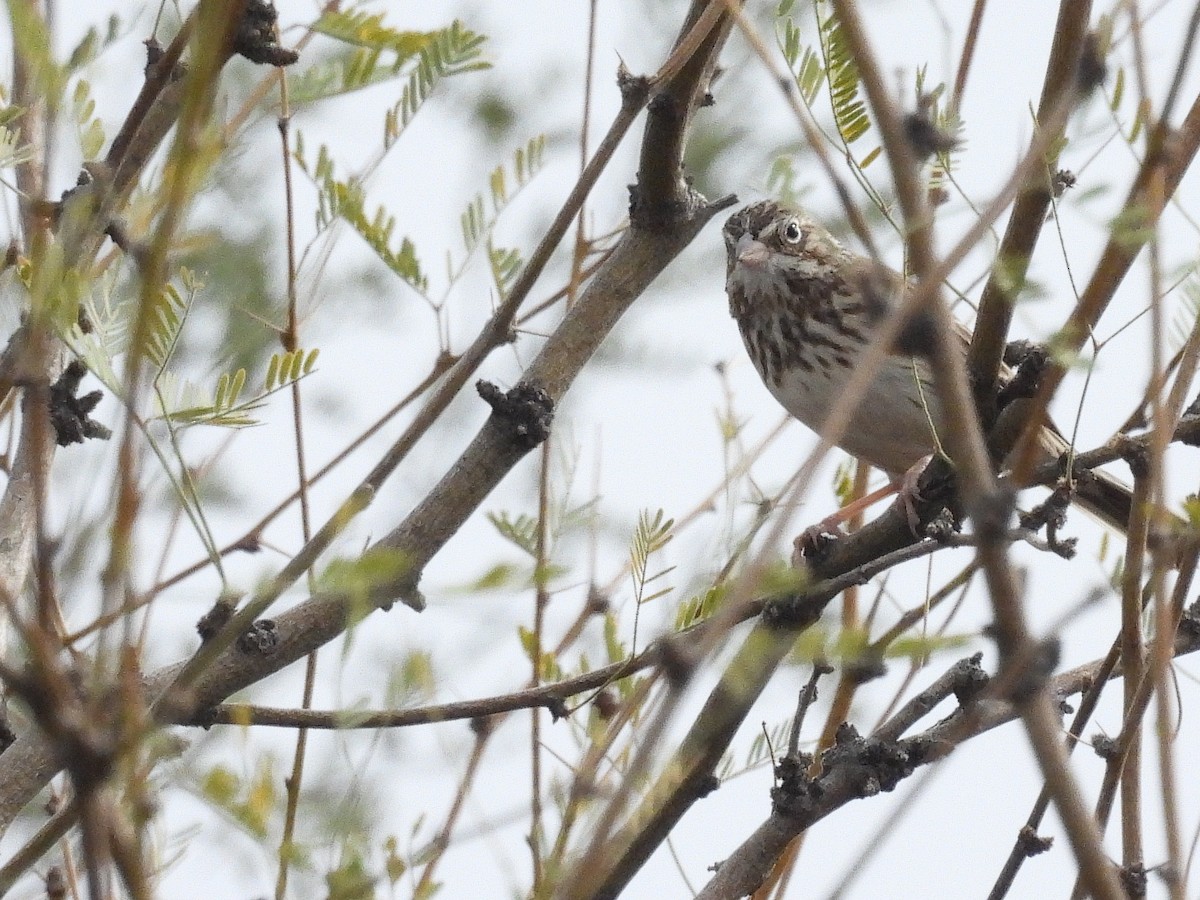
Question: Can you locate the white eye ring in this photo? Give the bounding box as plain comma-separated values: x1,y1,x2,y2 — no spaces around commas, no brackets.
781,219,804,245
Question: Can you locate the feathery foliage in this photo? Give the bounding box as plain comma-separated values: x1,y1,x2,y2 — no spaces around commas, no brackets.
489,510,540,556
64,13,121,73
1175,273,1200,351
155,347,318,429
0,124,34,170
776,1,880,181
914,68,963,196
70,79,106,160
456,134,546,296
674,584,728,629
383,22,490,149
70,269,318,429
296,139,429,293
629,509,675,606
778,17,826,107
143,279,194,372
289,14,486,107
66,266,176,390
817,8,870,147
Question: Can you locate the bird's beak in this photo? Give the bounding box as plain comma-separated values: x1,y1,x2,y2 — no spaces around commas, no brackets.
735,233,770,269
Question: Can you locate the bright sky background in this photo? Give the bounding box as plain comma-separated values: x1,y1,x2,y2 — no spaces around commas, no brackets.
5,1,1200,897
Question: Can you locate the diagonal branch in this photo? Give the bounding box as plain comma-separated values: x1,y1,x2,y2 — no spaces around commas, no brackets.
698,596,1200,899
0,0,737,852
966,0,1093,411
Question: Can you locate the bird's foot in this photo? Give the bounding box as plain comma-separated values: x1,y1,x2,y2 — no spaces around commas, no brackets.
792,521,843,567
894,455,932,537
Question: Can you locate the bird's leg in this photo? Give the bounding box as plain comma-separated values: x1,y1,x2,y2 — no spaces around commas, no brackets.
822,480,901,529
792,457,932,565
895,455,933,535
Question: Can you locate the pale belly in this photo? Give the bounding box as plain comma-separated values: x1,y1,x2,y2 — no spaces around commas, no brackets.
764,350,943,476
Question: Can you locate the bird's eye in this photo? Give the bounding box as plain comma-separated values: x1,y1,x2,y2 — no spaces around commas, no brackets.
781,219,804,245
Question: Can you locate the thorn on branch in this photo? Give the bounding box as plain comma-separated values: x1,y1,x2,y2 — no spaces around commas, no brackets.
49,360,111,446
773,723,927,820
843,654,887,686
233,0,300,67
1052,169,1077,198
998,340,1050,408
951,652,989,704
590,690,616,720
616,64,651,109
1018,485,1077,559
545,696,570,721
1016,825,1053,857
470,714,497,738
237,619,280,655
196,597,237,643
902,102,959,162
1076,31,1108,94
1119,863,1148,898
477,380,554,450
708,193,740,216
696,773,721,798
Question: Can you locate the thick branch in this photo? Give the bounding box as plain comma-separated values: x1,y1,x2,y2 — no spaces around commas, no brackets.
0,0,736,843
967,0,1093,410
1010,91,1200,480
698,605,1200,899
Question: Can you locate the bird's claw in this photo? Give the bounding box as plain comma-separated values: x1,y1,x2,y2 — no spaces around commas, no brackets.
792,522,842,567
896,455,931,537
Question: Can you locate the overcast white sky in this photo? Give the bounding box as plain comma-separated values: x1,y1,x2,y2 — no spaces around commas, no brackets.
6,0,1200,897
